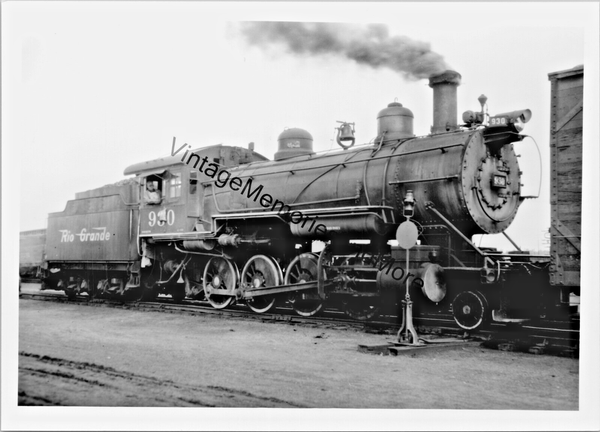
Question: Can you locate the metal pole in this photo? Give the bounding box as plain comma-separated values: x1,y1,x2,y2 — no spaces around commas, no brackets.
405,247,410,341
404,247,419,345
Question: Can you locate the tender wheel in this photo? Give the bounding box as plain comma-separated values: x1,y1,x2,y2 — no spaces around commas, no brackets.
451,290,489,330
285,253,323,317
87,279,99,300
95,279,109,298
203,257,238,309
241,255,282,314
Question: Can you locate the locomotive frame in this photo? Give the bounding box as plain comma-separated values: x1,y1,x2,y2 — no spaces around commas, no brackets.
38,66,583,332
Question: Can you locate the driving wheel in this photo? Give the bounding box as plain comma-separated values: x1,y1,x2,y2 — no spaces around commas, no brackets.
285,253,323,317
241,255,282,314
203,257,238,309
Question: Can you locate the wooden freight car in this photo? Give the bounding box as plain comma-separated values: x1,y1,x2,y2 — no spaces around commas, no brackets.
19,229,46,280
548,65,583,295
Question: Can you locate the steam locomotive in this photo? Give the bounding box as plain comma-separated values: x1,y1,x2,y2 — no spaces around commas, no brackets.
41,69,580,330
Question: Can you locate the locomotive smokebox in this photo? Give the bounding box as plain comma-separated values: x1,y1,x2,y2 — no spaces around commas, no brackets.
274,128,315,161
429,70,462,134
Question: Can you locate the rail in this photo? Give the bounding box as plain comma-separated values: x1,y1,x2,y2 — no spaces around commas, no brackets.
19,290,580,357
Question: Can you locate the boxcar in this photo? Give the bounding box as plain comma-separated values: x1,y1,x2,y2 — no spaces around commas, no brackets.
19,229,46,280
548,65,583,296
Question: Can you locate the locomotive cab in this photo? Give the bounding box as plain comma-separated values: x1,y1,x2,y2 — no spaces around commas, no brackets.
138,168,187,235
124,144,269,240
138,167,208,236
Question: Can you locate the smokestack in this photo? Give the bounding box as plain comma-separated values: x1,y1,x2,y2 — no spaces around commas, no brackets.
428,70,461,134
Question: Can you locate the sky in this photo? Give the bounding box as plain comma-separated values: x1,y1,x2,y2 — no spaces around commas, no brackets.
2,2,599,430
3,2,596,254
3,2,597,255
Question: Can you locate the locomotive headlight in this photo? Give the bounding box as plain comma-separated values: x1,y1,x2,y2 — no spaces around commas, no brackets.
513,121,524,132
513,117,527,132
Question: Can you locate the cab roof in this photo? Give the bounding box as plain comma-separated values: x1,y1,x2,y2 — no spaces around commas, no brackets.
123,145,222,176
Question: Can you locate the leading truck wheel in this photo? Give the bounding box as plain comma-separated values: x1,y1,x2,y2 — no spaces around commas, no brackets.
451,290,489,331
241,255,282,314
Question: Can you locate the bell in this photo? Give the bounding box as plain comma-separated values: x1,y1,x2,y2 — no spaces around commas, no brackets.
336,121,355,149
338,122,354,142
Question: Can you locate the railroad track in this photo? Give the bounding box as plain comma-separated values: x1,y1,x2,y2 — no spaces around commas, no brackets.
19,290,579,357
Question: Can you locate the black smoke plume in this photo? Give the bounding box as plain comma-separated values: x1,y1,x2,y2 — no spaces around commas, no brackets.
238,22,450,80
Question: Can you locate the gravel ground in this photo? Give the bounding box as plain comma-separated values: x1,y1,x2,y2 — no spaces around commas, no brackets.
17,298,579,407
6,285,588,430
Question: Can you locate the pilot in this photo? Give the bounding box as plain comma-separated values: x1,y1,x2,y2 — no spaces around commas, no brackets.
144,181,161,204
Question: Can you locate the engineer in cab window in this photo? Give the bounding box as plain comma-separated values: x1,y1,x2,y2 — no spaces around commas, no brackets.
144,181,162,205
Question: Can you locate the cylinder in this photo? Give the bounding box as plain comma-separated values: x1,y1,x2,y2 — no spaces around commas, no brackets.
376,102,414,142
416,263,446,303
429,70,461,134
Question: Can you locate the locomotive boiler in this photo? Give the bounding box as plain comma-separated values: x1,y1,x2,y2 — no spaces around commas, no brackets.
202,70,526,241
42,69,548,330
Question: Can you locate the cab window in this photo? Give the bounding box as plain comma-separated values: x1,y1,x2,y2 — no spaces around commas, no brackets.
189,171,198,195
143,175,163,205
169,172,182,200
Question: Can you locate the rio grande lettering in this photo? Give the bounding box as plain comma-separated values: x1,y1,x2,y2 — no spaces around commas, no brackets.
59,227,111,242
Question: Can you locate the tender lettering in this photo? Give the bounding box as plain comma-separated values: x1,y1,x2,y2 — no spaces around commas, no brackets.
59,227,110,242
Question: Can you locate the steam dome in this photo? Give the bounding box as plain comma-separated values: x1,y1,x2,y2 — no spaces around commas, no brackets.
274,128,315,161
